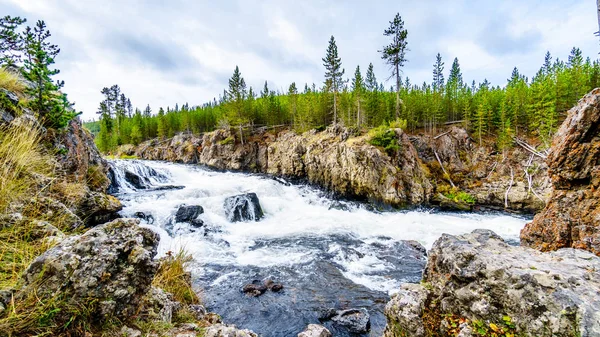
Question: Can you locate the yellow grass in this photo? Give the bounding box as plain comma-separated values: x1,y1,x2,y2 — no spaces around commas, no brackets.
0,68,25,96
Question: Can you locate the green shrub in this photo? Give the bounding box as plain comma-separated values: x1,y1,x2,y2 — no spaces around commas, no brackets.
444,189,476,205
388,119,408,129
368,125,400,156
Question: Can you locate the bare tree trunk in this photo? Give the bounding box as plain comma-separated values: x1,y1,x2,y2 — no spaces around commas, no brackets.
395,64,400,120
357,97,361,127
333,90,337,124
597,0,600,37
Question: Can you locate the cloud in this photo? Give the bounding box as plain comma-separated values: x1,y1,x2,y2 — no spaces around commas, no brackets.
1,0,598,120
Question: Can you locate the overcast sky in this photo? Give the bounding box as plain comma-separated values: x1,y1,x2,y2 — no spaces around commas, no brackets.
1,0,598,120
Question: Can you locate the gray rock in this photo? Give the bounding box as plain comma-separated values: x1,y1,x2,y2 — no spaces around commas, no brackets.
224,193,264,222
18,218,159,322
204,323,258,337
188,304,207,320
121,326,142,337
297,324,331,337
330,308,370,333
384,229,600,337
0,88,19,105
175,205,204,223
141,287,181,323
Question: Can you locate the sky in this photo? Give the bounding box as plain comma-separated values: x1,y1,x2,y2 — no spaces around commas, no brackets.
1,0,599,121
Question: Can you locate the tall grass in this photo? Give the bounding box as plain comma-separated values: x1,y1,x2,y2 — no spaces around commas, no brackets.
0,68,25,96
0,124,55,214
152,250,200,305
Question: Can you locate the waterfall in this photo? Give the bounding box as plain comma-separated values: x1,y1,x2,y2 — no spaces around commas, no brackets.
107,159,171,193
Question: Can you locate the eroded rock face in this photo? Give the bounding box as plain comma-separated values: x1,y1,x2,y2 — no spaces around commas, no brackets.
521,88,600,255
19,218,159,322
137,126,433,207
384,230,600,337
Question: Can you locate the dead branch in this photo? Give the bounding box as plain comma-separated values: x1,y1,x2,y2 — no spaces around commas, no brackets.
505,167,514,209
434,131,451,140
513,137,547,159
434,149,456,188
486,161,498,180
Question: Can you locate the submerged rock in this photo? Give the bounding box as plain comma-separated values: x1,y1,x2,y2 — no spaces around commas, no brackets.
521,88,600,255
134,211,155,224
175,205,204,223
224,193,264,222
18,218,159,322
297,324,331,337
384,229,600,337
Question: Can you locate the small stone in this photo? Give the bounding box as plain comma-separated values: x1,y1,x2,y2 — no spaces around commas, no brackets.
120,326,142,337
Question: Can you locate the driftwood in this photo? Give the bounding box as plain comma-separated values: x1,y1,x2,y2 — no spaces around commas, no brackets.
505,167,514,209
444,120,464,125
434,149,456,188
523,154,545,203
486,161,499,180
513,137,548,159
434,131,451,140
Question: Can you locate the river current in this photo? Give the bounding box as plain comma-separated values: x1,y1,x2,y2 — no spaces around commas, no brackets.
109,160,528,337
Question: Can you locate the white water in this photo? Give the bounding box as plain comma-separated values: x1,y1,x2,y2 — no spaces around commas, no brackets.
113,160,528,295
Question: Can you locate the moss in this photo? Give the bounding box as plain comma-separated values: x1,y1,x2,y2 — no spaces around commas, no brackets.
87,165,110,191
218,136,234,146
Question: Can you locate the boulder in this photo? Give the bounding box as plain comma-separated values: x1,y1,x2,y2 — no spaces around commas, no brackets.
521,88,600,255
134,211,155,224
384,229,600,337
297,324,332,337
224,193,264,222
78,191,122,226
18,218,159,322
329,308,371,334
125,170,147,189
175,205,204,223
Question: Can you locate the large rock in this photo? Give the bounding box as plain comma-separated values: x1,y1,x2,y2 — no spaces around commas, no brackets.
204,323,258,337
329,308,371,333
384,229,600,337
175,205,204,223
18,218,159,322
521,88,600,255
224,193,264,222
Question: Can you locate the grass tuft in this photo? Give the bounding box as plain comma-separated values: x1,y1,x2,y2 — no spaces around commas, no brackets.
0,68,26,96
0,124,55,214
152,250,201,305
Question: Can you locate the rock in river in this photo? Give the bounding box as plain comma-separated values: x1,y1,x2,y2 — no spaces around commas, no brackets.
383,229,600,337
224,193,264,222
175,204,204,223
298,324,332,337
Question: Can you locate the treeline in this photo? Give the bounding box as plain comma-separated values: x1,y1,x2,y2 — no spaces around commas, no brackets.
90,13,599,153
0,16,79,128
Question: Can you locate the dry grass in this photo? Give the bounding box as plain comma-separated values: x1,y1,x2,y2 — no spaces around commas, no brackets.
0,124,55,214
0,68,25,96
152,250,201,305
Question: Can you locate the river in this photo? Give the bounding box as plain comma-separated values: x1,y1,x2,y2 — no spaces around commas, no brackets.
109,159,528,337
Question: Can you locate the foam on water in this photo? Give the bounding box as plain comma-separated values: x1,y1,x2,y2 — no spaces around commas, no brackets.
114,160,528,294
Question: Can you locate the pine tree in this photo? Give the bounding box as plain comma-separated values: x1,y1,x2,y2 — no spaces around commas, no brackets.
157,107,167,139
432,53,445,91
0,15,26,65
380,13,408,119
23,20,78,128
322,35,345,124
352,65,364,126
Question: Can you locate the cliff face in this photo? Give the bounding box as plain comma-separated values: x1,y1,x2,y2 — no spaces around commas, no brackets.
521,88,600,255
137,126,433,207
134,125,549,212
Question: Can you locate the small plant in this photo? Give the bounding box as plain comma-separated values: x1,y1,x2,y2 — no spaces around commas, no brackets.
218,136,234,146
388,119,408,129
368,125,400,156
152,250,200,305
443,188,476,205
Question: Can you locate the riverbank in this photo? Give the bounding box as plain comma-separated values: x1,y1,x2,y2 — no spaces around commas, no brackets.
126,124,550,214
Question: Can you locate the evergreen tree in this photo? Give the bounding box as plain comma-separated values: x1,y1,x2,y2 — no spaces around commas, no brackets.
0,15,26,65
380,13,408,119
157,107,167,139
352,65,364,126
23,20,78,129
432,53,445,90
322,35,345,124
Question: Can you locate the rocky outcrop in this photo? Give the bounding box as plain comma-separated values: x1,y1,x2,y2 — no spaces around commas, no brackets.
19,219,158,322
383,230,600,337
521,88,600,255
411,126,551,213
137,126,433,207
